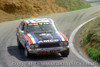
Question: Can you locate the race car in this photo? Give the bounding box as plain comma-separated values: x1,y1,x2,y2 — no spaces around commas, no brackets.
16,18,69,58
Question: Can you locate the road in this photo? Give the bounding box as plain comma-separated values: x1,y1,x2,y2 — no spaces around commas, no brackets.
0,3,100,67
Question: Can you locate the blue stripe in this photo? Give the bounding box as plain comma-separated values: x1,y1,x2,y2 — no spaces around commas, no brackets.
54,32,62,41
28,20,32,23
30,33,38,44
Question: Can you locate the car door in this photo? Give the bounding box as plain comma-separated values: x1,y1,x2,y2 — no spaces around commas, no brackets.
19,22,26,46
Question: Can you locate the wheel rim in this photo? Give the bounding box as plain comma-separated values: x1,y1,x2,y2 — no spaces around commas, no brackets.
25,49,28,57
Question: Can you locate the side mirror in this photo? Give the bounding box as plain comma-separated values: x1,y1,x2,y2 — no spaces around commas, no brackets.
21,31,24,33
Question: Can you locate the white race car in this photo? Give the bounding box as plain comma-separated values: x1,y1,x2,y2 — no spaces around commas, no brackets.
16,18,69,58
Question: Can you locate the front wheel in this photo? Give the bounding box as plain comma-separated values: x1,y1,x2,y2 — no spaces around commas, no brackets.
60,49,70,57
17,38,23,49
24,48,31,58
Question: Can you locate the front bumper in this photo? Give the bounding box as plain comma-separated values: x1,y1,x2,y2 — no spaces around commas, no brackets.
27,46,69,54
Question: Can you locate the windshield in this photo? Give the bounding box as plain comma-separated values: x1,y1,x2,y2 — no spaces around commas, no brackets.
26,22,56,33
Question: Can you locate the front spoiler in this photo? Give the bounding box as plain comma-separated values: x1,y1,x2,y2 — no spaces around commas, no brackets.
27,46,69,54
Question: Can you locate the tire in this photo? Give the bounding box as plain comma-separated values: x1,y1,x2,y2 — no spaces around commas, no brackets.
24,48,31,58
17,38,23,49
60,49,70,57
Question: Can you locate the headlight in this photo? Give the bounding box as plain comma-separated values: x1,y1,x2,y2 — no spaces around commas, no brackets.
30,45,34,49
59,42,64,46
30,44,38,49
64,41,69,46
34,44,38,48
59,41,68,46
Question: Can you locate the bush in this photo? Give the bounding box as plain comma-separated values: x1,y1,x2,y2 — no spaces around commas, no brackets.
81,17,100,62
56,0,67,9
83,32,91,45
86,45,100,62
56,0,90,11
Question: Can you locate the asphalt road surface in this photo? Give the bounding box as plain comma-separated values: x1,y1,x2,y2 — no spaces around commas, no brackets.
0,3,100,67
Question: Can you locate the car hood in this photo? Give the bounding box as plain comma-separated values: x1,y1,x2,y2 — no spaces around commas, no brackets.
25,31,67,44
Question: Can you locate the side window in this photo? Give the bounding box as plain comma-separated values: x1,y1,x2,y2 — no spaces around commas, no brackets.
19,22,22,31
20,22,25,31
22,23,25,31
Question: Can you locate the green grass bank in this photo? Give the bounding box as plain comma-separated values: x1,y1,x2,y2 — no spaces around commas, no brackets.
56,0,91,11
81,17,100,62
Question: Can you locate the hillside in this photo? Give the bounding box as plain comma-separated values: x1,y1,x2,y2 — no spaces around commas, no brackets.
0,0,90,22
80,17,100,62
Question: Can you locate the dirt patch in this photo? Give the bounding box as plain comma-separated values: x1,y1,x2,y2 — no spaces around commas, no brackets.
0,0,90,22
0,10,15,22
0,0,67,22
0,0,66,16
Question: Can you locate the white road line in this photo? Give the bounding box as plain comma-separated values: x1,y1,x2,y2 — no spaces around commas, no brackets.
69,17,99,67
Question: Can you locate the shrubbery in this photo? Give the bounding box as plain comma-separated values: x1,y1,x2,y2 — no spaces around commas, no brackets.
81,17,100,62
56,0,91,11
86,45,100,62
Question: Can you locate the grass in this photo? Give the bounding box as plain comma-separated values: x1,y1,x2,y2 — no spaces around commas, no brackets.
86,45,100,62
82,32,90,45
56,0,91,11
21,16,30,19
15,16,19,20
88,1,100,3
81,17,100,62
15,15,30,20
70,5,90,11
79,5,90,10
56,0,67,9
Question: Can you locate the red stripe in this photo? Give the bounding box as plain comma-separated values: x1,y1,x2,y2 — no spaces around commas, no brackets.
58,31,68,41
23,20,28,24
24,34,33,44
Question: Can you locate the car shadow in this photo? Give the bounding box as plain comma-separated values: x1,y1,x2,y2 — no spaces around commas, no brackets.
8,45,64,61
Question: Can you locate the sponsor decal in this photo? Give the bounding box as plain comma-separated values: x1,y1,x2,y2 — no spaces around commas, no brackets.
33,23,38,25
39,33,51,36
38,39,59,43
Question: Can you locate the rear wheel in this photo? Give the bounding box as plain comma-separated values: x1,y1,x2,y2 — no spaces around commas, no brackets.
60,49,69,57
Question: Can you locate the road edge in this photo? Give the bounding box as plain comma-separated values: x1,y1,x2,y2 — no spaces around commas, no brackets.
69,17,99,67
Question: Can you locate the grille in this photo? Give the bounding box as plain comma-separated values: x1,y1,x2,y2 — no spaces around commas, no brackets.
39,42,59,48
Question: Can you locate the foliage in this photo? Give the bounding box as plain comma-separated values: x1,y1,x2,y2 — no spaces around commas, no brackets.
86,45,100,62
56,0,91,11
81,17,100,62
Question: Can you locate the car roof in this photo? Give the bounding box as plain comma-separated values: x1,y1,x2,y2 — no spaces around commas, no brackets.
22,18,54,24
